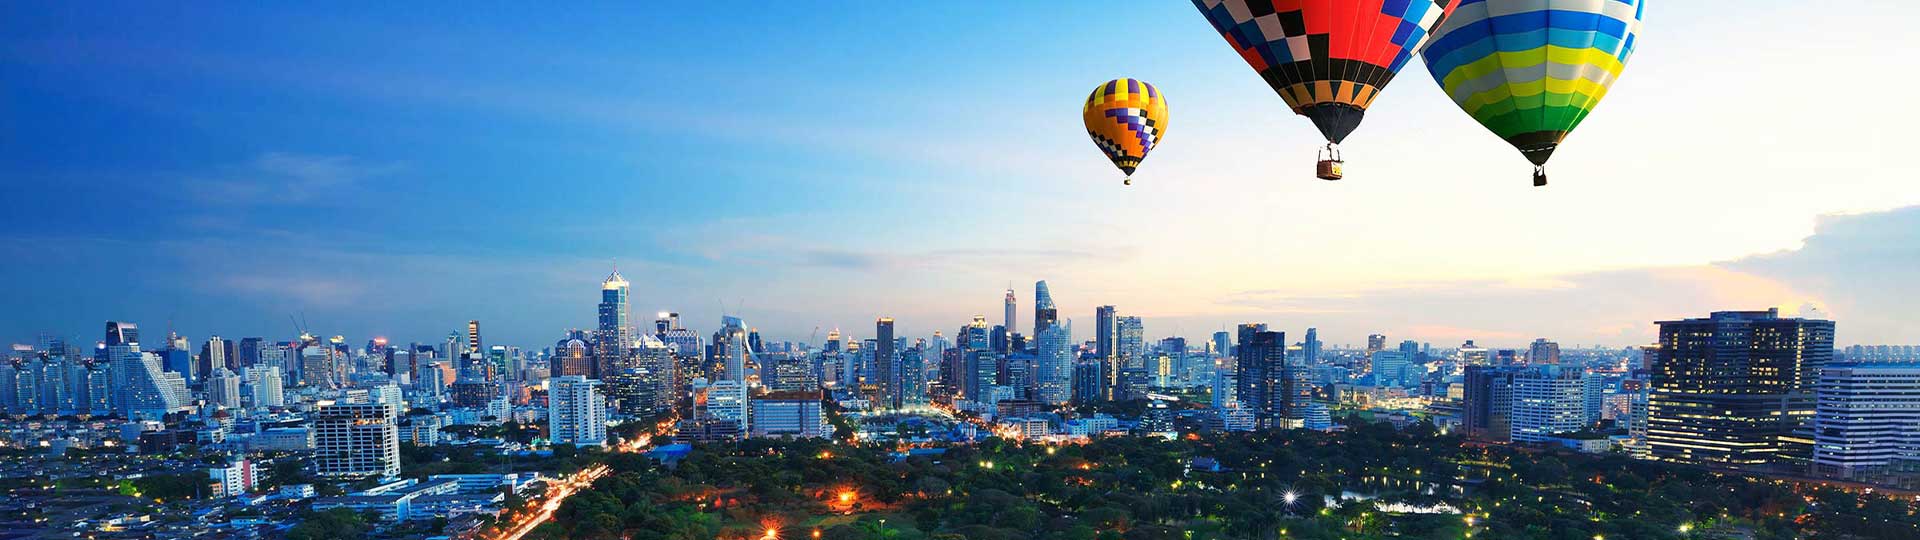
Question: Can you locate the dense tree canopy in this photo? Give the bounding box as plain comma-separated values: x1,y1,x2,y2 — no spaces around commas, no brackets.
532,420,1920,540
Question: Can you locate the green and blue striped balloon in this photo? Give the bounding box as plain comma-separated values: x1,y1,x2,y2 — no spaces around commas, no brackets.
1420,0,1644,186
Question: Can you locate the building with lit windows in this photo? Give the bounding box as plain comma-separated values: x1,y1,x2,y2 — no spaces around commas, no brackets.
315,402,401,478
1812,362,1920,485
1648,309,1834,467
594,269,631,379
547,376,608,447
1509,365,1589,443
750,391,829,438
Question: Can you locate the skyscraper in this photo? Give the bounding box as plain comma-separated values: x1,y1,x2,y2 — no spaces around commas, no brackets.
200,336,233,377
105,321,138,348
1234,323,1268,359
548,376,609,447
1303,328,1321,366
875,317,898,409
594,268,632,379
1033,281,1058,339
716,316,749,384
113,349,189,419
1004,286,1018,341
1366,334,1386,354
1211,331,1230,358
1036,321,1073,405
1649,309,1834,467
1235,330,1286,427
552,338,592,378
466,320,483,356
238,337,265,369
1095,306,1117,399
1116,316,1144,367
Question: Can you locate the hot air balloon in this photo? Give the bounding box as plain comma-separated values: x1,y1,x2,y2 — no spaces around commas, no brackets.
1420,0,1645,186
1083,78,1170,186
1192,0,1458,180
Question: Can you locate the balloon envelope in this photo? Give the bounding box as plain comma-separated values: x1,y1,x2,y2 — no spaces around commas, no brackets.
1083,78,1170,177
1192,0,1458,144
1420,0,1645,166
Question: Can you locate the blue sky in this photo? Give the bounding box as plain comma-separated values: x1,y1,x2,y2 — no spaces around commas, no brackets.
3,2,1915,349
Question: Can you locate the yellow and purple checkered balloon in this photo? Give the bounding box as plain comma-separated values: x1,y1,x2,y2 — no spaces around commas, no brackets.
1083,78,1169,182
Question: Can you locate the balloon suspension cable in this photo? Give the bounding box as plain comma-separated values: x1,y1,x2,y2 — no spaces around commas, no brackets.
1532,165,1548,187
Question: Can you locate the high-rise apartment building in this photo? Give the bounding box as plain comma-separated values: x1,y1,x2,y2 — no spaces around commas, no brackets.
314,402,400,478
548,376,609,447
1117,316,1144,367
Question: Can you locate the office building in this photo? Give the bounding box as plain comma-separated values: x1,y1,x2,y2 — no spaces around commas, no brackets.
1235,330,1286,427
700,379,749,432
1648,309,1834,467
1463,366,1517,442
594,268,631,379
1509,365,1589,443
1811,362,1920,484
1461,341,1490,366
715,316,749,384
750,391,830,438
1529,338,1561,365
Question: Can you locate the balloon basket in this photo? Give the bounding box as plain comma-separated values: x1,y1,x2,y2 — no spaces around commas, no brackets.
1316,144,1344,181
1317,160,1343,181
1532,166,1547,187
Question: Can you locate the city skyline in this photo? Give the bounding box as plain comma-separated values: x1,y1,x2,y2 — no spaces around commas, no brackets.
4,2,1917,348
7,3,1920,539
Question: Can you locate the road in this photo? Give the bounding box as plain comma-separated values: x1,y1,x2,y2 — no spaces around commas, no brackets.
484,433,655,540
485,464,610,540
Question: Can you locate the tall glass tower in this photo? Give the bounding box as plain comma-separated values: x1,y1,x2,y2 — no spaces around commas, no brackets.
1033,281,1058,338
594,268,631,378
